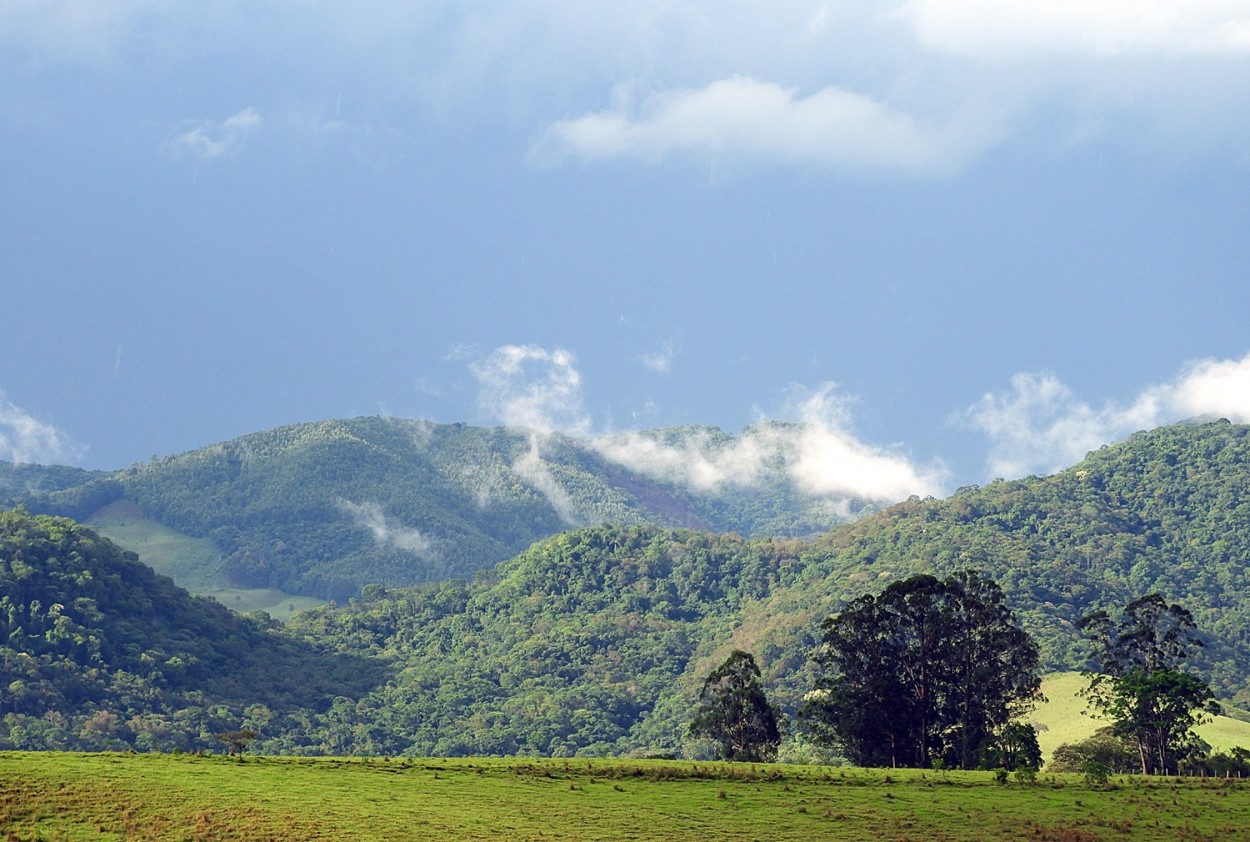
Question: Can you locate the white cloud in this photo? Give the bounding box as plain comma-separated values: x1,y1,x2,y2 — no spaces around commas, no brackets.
8,2,1250,173
960,351,1250,478
338,499,435,557
469,344,589,435
592,382,946,505
639,340,676,374
0,392,84,465
513,438,581,525
468,344,590,522
164,107,261,161
901,0,1250,59
537,76,1001,176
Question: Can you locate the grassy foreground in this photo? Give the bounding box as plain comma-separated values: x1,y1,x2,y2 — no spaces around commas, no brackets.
3,753,1249,841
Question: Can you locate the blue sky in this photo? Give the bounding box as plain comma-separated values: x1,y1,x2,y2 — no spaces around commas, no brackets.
3,1,1250,504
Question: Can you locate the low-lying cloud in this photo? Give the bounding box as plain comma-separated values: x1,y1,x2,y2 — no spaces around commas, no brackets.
339,499,436,557
467,345,946,510
960,351,1250,478
593,383,947,506
468,344,589,523
0,392,84,465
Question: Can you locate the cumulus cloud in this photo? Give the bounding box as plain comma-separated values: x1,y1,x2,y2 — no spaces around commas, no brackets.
960,351,1250,478
164,107,262,161
469,344,589,435
901,0,1250,59
338,500,436,557
8,2,1250,174
0,392,84,465
537,77,1000,176
593,383,947,506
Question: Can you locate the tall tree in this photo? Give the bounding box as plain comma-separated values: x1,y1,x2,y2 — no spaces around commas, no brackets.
1079,594,1220,774
688,650,781,762
803,572,1041,769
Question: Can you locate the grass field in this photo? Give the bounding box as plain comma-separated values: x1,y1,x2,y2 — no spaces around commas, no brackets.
1033,672,1250,762
2,752,1249,841
88,501,323,620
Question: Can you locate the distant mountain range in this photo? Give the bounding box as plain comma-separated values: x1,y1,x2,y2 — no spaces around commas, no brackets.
3,419,1250,757
6,417,871,600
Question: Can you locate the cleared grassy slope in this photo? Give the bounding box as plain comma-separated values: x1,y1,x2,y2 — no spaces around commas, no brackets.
1033,672,1250,762
89,500,322,619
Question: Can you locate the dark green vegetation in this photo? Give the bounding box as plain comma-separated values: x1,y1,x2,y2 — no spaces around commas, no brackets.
9,418,859,600
688,650,781,762
4,753,1250,842
3,420,1250,759
0,509,383,752
803,572,1041,770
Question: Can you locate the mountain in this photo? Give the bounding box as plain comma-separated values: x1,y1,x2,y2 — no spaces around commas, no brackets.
5,419,1250,758
17,417,863,600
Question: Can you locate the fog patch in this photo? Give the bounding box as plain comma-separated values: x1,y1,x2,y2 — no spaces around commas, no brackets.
339,499,436,557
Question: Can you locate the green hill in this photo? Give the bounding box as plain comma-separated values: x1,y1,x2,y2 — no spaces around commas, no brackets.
23,418,862,601
0,508,385,752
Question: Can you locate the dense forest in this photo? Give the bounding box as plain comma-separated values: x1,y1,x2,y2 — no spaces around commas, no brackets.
2,419,1250,757
11,418,862,600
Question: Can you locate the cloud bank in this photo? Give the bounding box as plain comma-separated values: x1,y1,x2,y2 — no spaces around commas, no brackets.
468,345,946,509
592,383,946,505
961,351,1250,478
7,2,1249,175
0,392,83,465
901,0,1250,59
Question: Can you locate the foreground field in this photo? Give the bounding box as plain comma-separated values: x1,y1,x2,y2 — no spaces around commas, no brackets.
2,753,1249,841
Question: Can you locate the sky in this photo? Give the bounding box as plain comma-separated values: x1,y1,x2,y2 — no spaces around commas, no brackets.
3,1,1250,507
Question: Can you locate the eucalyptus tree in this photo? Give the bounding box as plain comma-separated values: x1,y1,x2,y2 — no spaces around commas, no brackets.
688,650,781,762
803,571,1041,769
1079,594,1220,774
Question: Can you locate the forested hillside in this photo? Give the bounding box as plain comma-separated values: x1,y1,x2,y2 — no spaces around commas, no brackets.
273,420,1250,756
0,509,384,751
4,420,1250,757
17,418,858,600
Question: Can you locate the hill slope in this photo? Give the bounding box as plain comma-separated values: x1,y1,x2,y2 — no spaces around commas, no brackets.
0,508,385,751
275,420,1250,757
24,418,862,599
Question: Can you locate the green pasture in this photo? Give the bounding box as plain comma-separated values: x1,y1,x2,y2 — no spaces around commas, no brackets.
3,752,1250,841
1033,672,1250,762
89,501,322,620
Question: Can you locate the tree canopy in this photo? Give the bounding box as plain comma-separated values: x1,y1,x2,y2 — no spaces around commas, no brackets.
688,650,780,762
803,571,1041,769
